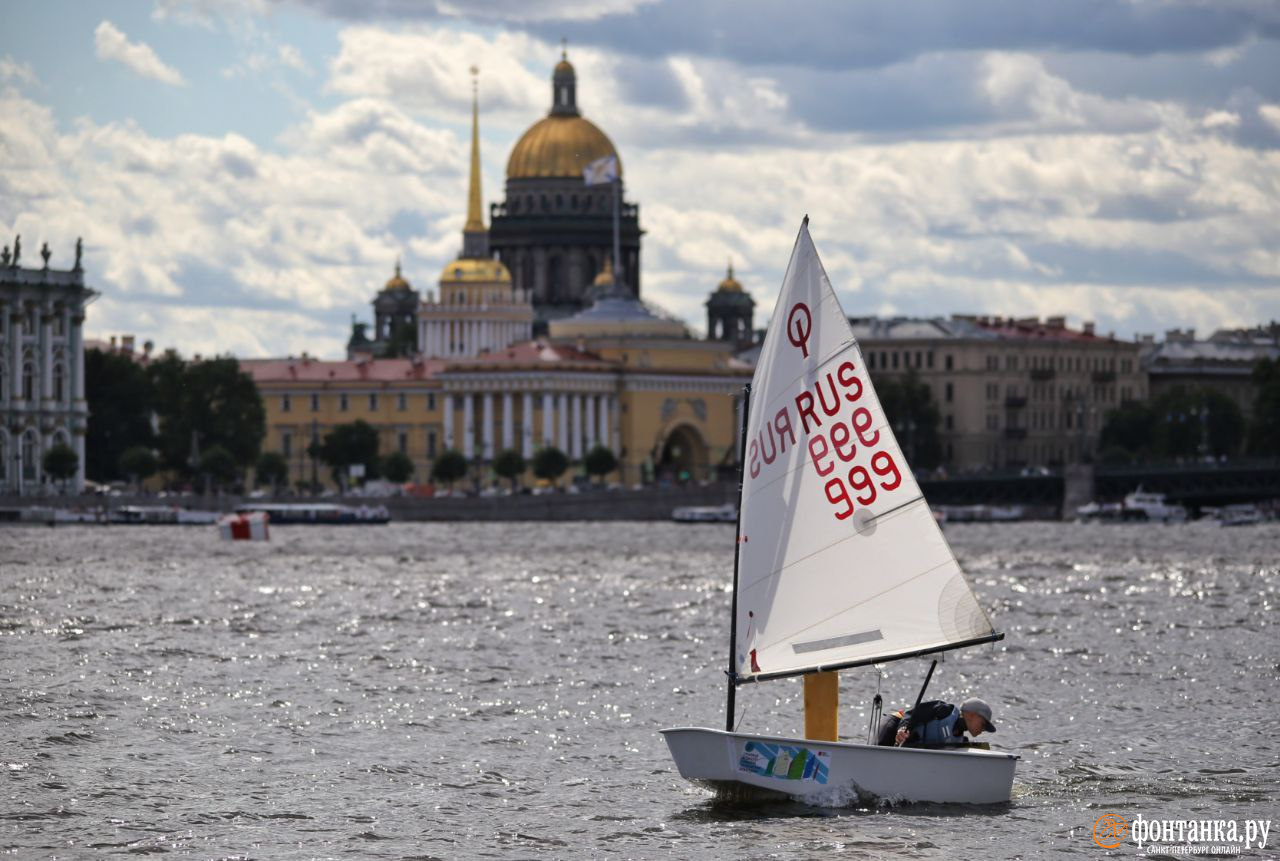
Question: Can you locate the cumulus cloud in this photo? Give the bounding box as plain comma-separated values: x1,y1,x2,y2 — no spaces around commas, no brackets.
5,15,1278,358
294,0,659,23
0,55,37,86
94,20,186,86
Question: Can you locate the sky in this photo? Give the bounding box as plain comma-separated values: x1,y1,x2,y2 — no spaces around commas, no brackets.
2,0,1279,359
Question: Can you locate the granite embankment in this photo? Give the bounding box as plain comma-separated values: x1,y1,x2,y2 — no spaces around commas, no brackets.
0,484,737,523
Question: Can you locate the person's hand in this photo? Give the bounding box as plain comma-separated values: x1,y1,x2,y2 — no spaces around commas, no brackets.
895,727,909,746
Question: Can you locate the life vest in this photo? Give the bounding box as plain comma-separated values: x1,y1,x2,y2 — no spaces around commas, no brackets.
875,700,961,747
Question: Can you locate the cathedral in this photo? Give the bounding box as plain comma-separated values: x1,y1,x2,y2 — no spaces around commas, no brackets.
258,55,757,491
488,51,641,322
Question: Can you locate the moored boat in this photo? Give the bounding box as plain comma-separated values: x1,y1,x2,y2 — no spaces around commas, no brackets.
672,503,737,523
1218,504,1264,527
234,502,390,525
1121,488,1187,523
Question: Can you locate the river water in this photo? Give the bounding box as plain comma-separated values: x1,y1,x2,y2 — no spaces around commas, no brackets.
2,521,1277,859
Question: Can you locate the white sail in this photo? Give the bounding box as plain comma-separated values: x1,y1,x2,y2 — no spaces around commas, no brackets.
734,220,995,681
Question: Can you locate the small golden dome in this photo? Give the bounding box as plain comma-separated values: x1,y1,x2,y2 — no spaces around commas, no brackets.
717,261,742,293
385,260,411,290
439,257,512,284
506,115,621,179
592,256,615,287
555,57,574,75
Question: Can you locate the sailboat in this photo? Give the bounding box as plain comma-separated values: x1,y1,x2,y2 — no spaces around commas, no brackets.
661,219,1018,805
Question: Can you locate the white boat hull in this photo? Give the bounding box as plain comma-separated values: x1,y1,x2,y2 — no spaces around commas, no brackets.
661,727,1018,805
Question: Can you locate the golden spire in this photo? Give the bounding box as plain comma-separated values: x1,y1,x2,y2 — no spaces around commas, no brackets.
464,65,484,233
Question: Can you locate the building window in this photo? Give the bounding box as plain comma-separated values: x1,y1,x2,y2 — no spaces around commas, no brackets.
53,363,65,403
282,394,291,413
397,393,407,411
398,432,408,454
892,352,900,370
428,429,438,458
339,394,349,412
369,393,378,411
310,393,319,412
945,354,954,371
428,393,437,412
868,352,876,370
927,351,934,369
282,432,292,458
22,361,35,401
915,351,923,368
945,415,954,430
945,382,953,403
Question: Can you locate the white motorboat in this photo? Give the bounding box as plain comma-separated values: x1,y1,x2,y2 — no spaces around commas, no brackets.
661,219,1017,806
1122,488,1187,523
672,503,737,523
1218,504,1264,527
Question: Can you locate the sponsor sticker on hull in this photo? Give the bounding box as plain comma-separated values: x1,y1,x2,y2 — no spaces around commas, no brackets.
738,741,830,784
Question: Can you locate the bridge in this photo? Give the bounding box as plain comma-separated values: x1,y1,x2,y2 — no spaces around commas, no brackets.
919,458,1280,516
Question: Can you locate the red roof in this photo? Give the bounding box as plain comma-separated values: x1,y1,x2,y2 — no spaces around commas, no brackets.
451,340,613,368
239,356,446,383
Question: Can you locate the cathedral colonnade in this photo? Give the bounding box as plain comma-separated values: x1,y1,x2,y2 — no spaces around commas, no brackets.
420,313,533,359
438,377,620,466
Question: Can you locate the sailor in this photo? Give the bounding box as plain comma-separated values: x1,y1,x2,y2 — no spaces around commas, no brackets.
879,697,997,747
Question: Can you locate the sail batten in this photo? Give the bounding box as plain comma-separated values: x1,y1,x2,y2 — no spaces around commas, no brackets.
733,221,995,681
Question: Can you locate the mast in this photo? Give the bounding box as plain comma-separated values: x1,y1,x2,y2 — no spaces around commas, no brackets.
725,382,752,732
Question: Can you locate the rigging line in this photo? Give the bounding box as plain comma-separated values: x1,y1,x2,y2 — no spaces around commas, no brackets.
737,494,927,594
755,555,959,655
864,494,925,523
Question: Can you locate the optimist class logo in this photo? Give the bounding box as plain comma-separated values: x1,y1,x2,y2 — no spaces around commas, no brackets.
787,303,812,358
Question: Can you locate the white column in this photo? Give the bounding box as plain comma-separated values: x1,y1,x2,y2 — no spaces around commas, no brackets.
40,304,52,403
482,392,494,460
600,395,612,452
610,395,621,455
572,394,583,460
585,394,597,451
558,393,569,453
501,392,514,451
443,393,455,449
70,311,85,404
12,308,24,403
542,392,554,449
462,393,474,459
522,392,534,458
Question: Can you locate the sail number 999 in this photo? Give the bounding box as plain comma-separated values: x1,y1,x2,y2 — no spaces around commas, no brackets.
808,407,902,520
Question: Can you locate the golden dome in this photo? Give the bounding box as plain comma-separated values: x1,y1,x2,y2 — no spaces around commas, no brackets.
506,115,621,179
439,257,512,284
717,261,742,293
385,260,411,290
555,57,574,75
